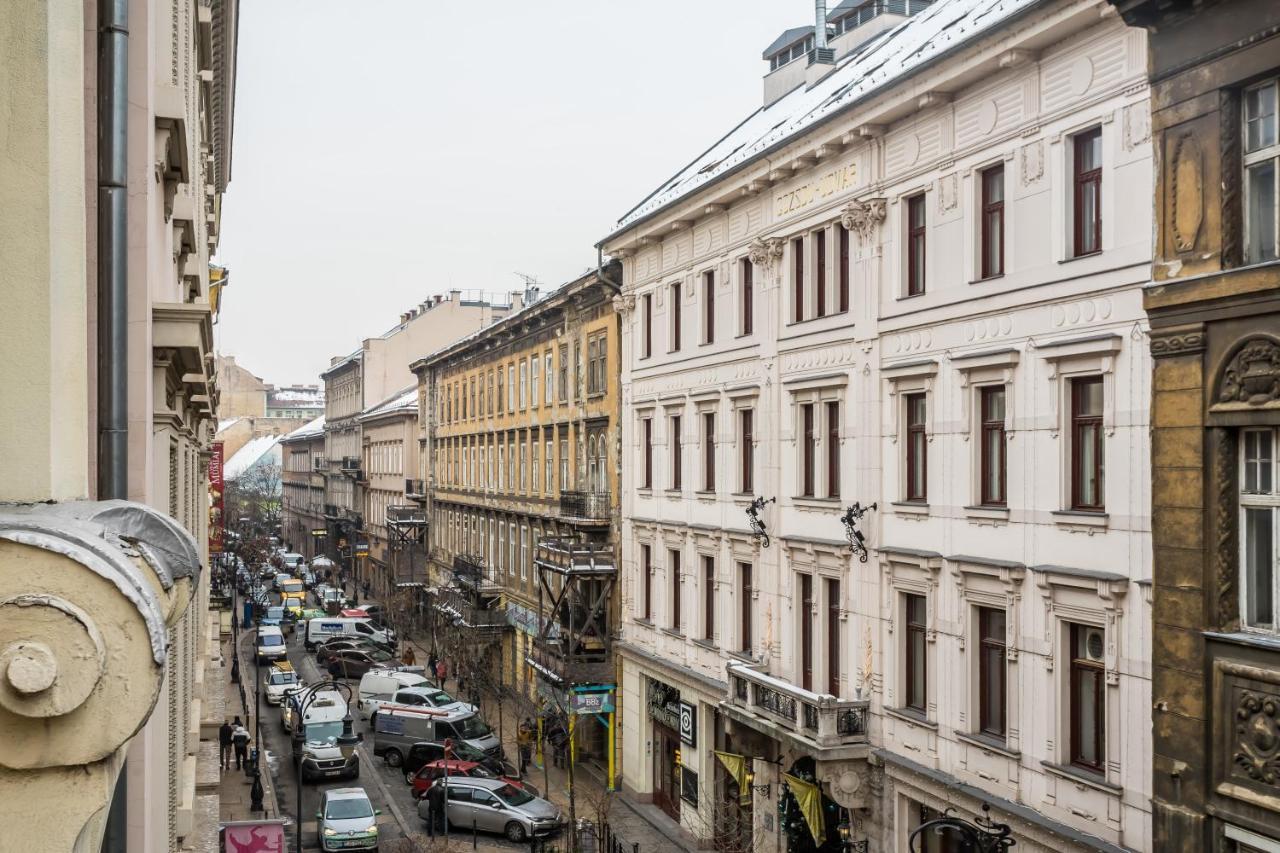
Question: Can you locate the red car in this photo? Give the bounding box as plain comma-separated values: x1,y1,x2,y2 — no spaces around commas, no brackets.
409,759,539,799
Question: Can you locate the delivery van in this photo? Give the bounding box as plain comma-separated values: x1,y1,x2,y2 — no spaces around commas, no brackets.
372,705,501,768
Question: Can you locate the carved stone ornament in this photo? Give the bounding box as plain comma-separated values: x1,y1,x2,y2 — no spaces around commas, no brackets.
1234,691,1280,787
1218,338,1280,407
1171,133,1204,253
1149,328,1206,357
611,293,635,317
746,236,785,270
840,198,887,241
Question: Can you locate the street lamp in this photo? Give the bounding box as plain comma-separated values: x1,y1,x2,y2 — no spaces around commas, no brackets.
907,804,1015,853
288,681,359,853
249,626,264,812
837,811,869,853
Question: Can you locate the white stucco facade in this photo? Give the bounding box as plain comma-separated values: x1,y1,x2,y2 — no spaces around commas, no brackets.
603,1,1153,850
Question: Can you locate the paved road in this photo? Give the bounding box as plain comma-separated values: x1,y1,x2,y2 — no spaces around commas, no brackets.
244,597,539,850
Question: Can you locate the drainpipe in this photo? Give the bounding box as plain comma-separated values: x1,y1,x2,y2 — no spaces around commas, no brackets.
98,0,129,502
815,0,829,51
595,246,621,295
98,2,129,850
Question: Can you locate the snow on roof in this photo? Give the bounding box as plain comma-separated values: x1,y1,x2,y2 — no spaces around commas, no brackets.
762,25,815,59
269,388,324,404
216,417,242,434
283,415,326,441
609,0,1036,235
358,385,417,421
224,435,282,481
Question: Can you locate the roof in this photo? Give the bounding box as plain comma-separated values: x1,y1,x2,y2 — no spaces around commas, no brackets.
607,0,1039,237
268,388,324,405
224,435,282,480
281,415,325,442
216,417,242,434
762,25,814,59
357,385,417,422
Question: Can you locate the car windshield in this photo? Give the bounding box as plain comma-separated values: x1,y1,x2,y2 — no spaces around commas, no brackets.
305,721,343,744
454,715,492,739
269,672,298,685
423,690,453,705
325,798,373,820
495,784,535,806
266,607,284,619
452,741,485,761
368,650,393,662
259,635,284,647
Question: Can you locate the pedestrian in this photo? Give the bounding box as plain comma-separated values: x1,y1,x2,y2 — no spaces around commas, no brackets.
362,579,371,599
434,658,447,690
401,645,416,667
427,651,439,681
231,720,250,770
426,777,446,836
218,719,233,771
517,718,534,776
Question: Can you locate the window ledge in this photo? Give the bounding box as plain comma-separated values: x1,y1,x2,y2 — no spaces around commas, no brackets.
897,291,926,301
963,505,1010,521
1058,250,1103,265
968,274,1005,285
637,488,653,497
1040,761,1121,795
727,650,757,664
955,731,1020,759
890,501,930,516
633,618,655,629
731,493,756,505
695,490,717,501
661,628,686,640
1051,509,1109,529
885,706,937,729
691,638,719,652
792,496,841,509
663,489,684,497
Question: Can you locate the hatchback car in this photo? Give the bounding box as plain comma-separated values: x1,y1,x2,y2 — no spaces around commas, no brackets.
399,741,510,780
316,787,380,852
409,759,539,799
327,648,397,679
316,638,386,665
415,777,561,843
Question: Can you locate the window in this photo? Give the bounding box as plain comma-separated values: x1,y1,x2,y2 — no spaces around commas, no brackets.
544,437,553,493
905,393,927,502
519,360,528,410
642,418,653,489
498,368,505,415
907,194,927,296
670,415,682,490
498,523,507,576
642,544,653,621
508,522,517,577
519,437,527,491
670,282,682,352
532,436,541,492
980,386,1007,506
793,236,805,322
1073,127,1102,257
914,803,960,853
815,229,827,318
531,356,540,408
702,412,716,492
739,562,753,654
520,524,529,581
573,342,581,400
740,409,754,494
703,270,715,344
507,364,515,412
826,579,841,696
904,593,927,713
498,444,505,491
838,223,850,313
558,343,568,402
1245,80,1279,262
800,573,814,691
670,549,682,632
1242,428,1279,631
641,293,653,359
588,333,607,395
801,403,816,497
1069,623,1105,773
740,259,754,336
559,436,569,492
978,607,1006,737
544,352,553,404
981,164,1005,278
702,555,715,642
826,401,840,499
1070,377,1104,510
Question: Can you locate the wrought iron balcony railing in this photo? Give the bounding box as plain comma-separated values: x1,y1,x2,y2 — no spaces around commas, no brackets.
725,661,868,750
405,478,428,500
558,490,611,523
433,586,508,631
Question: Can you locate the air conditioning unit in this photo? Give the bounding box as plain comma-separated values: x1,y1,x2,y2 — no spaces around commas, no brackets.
1082,626,1105,663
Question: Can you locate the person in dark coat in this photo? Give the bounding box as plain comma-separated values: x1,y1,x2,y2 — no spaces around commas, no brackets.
218,719,233,771
426,778,447,835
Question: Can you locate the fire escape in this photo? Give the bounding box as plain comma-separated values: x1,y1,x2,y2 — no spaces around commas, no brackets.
385,503,427,587
528,540,616,689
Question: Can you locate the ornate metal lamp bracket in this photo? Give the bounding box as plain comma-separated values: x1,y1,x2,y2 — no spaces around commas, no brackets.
746,497,776,548
840,502,877,562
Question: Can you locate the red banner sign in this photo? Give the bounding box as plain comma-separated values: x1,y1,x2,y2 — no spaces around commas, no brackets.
209,441,225,553
222,821,285,852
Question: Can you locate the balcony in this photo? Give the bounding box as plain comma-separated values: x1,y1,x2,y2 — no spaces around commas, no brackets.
433,585,508,632
724,661,868,756
322,504,341,519
451,554,498,592
530,540,616,687
405,478,428,502
340,456,360,471
312,456,328,472
558,490,611,525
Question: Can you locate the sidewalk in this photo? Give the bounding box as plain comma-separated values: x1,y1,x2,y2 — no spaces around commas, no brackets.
402,635,693,853
218,629,286,827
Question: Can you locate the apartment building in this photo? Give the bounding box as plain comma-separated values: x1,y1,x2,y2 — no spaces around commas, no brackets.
1105,2,1280,850
357,386,422,600
600,1,1152,850
411,266,623,771
281,416,327,560
0,0,238,849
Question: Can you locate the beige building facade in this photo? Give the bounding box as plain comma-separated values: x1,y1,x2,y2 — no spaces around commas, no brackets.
281,416,328,561
0,0,237,850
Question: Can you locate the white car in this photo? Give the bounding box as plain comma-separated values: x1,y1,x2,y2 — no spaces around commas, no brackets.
317,787,379,852
264,664,304,706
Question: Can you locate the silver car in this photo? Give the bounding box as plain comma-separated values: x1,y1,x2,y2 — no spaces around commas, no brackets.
316,787,380,851
416,777,562,843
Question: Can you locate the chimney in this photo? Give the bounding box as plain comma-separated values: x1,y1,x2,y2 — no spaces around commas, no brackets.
806,0,836,86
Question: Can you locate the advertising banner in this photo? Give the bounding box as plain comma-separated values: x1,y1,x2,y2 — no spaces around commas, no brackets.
209,441,225,553
222,820,286,852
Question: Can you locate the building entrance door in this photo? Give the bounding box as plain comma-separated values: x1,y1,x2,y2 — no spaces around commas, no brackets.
652,721,681,821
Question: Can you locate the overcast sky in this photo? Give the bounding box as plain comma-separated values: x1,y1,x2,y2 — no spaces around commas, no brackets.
215,1,803,386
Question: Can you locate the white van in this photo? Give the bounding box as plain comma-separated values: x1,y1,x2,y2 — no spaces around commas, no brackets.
284,689,360,782
304,616,394,651
256,625,288,663
281,552,305,569
356,669,433,719
372,705,502,767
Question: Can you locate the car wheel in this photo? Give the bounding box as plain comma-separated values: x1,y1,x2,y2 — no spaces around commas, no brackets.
405,771,415,785
505,821,527,843
384,749,403,768
351,762,360,780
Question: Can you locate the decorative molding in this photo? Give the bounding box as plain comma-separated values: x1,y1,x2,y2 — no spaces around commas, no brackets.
1214,428,1237,628
1220,88,1243,267
1170,132,1204,253
937,173,960,214
611,293,636,317
1122,101,1150,151
746,236,785,272
1150,326,1206,357
1233,690,1280,788
839,198,888,241
1217,338,1280,408
1020,140,1044,186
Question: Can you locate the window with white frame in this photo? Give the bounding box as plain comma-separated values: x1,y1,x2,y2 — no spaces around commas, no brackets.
531,356,540,408
669,282,682,352
544,351,554,405
1245,79,1278,263
789,383,844,500
520,523,529,580
1242,427,1280,632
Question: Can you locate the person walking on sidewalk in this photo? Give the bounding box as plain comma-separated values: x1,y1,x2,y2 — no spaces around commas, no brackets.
517,718,534,776
434,658,447,690
401,645,416,667
231,719,250,770
218,719,234,771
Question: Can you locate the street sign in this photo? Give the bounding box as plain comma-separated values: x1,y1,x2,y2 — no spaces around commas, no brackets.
311,529,326,537
679,700,697,746
571,691,614,715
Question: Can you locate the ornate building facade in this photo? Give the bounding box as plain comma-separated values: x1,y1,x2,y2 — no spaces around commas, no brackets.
281,416,327,561
1106,1,1280,850
601,0,1153,849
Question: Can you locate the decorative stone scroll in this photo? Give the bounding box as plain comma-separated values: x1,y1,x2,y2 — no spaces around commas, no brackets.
839,198,887,241
1233,690,1280,788
746,236,785,271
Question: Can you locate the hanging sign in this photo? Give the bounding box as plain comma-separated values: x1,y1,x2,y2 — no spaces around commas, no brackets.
208,442,224,553
679,700,697,746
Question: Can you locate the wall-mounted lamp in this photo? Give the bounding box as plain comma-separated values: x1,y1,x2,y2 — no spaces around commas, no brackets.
839,502,876,562
746,496,776,548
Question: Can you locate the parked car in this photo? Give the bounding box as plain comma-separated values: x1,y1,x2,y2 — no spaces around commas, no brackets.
264,662,304,706
315,638,386,666
398,740,512,780
317,787,380,852
372,706,502,768
359,681,473,720
327,648,397,680
409,759,539,799
415,777,562,843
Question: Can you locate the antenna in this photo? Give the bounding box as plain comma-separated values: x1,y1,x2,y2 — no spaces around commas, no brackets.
513,271,541,289
513,271,542,307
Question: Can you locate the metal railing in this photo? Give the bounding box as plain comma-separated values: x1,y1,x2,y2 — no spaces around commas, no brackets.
404,478,428,498
725,661,869,749
558,489,611,522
